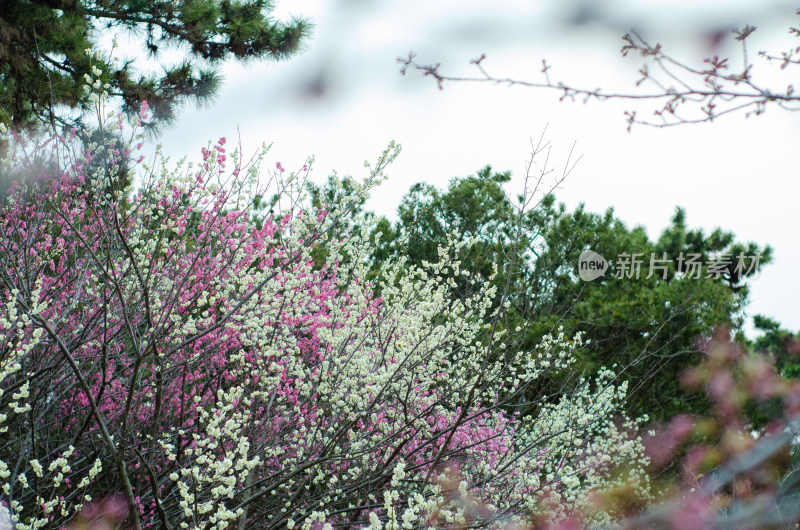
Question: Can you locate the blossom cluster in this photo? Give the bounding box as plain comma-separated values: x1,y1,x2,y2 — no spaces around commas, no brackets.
0,64,650,529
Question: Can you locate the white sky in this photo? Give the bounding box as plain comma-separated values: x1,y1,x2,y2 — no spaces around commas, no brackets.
136,0,800,333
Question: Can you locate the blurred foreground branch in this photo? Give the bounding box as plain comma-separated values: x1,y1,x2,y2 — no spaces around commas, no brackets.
399,13,800,130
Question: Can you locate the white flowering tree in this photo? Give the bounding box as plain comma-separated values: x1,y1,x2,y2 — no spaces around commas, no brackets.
0,61,650,530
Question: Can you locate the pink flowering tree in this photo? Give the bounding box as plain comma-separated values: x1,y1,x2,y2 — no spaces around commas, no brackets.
6,50,800,530
0,66,651,530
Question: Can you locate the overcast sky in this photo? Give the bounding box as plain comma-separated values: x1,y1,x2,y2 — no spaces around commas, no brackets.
136,0,800,333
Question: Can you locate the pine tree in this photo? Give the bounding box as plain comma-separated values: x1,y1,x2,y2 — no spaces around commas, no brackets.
0,0,311,131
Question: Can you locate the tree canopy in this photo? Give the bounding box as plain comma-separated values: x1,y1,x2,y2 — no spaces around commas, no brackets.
0,0,311,131
317,166,773,420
